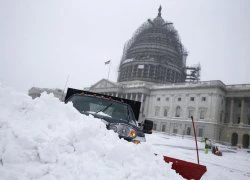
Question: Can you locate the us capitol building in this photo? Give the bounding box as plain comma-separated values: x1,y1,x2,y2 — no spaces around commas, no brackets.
85,7,250,148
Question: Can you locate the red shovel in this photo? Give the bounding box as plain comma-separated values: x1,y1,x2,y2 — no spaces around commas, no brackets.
163,116,207,180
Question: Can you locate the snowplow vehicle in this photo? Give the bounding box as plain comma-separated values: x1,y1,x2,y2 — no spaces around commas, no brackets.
65,88,152,143
65,88,207,179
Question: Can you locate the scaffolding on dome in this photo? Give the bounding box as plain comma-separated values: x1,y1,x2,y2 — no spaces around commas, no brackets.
121,20,186,63
185,64,201,82
118,7,200,84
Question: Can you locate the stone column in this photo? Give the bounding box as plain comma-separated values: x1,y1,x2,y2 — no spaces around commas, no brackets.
173,71,176,83
140,94,144,114
125,93,128,99
238,133,243,148
142,66,144,79
170,94,174,118
209,93,213,120
131,65,134,78
214,95,221,122
148,65,151,78
135,93,138,101
184,94,189,119
144,95,151,117
141,94,144,102
195,94,200,120
229,98,234,124
240,98,245,125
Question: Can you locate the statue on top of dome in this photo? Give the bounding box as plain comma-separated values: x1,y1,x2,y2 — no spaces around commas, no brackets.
158,5,162,17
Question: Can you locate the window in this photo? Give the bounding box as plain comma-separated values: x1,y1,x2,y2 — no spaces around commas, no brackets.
186,127,191,135
163,109,168,117
200,109,206,119
237,117,240,124
155,106,160,116
198,128,203,137
202,97,206,101
238,103,241,108
224,113,229,123
220,111,223,123
176,106,181,117
188,109,194,118
165,97,169,101
248,118,250,125
173,129,178,134
157,97,161,101
69,95,137,123
190,97,195,101
178,97,181,101
162,124,166,132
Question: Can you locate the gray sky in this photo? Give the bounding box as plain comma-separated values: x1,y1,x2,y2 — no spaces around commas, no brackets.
1,0,250,93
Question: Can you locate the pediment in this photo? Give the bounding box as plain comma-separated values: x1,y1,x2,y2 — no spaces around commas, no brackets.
90,79,118,89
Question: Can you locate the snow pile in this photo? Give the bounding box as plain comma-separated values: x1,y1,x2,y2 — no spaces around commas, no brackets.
0,84,182,180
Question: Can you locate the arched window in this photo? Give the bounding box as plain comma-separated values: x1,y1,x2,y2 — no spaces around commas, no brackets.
198,128,204,137
231,133,238,146
155,106,160,116
175,106,181,117
199,108,206,119
186,127,191,135
162,124,166,132
243,134,249,148
188,107,195,118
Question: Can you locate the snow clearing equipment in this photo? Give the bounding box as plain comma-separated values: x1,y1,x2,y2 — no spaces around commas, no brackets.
163,156,207,180
65,88,150,143
65,88,207,179
162,116,207,179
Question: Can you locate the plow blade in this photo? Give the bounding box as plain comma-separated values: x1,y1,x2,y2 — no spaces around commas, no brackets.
163,156,207,180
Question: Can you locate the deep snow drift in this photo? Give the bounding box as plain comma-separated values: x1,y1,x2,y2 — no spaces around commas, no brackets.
0,84,182,180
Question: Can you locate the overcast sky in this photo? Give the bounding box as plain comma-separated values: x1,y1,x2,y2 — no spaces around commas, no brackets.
1,0,250,93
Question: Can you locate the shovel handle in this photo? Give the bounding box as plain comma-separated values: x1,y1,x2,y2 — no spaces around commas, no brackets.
191,116,200,164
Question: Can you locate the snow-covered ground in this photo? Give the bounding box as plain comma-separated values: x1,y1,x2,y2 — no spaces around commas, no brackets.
146,133,250,180
0,83,249,180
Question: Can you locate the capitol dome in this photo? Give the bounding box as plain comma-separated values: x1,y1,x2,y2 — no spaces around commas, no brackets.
118,6,188,84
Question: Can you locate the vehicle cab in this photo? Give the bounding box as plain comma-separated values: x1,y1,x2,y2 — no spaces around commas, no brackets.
65,90,146,143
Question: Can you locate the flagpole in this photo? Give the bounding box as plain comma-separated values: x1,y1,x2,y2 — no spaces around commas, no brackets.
107,62,111,80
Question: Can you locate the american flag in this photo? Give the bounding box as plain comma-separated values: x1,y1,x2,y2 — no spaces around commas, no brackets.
104,60,111,65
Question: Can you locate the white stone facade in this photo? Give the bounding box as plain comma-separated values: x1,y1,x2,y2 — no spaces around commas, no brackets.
87,79,250,148
28,87,65,101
